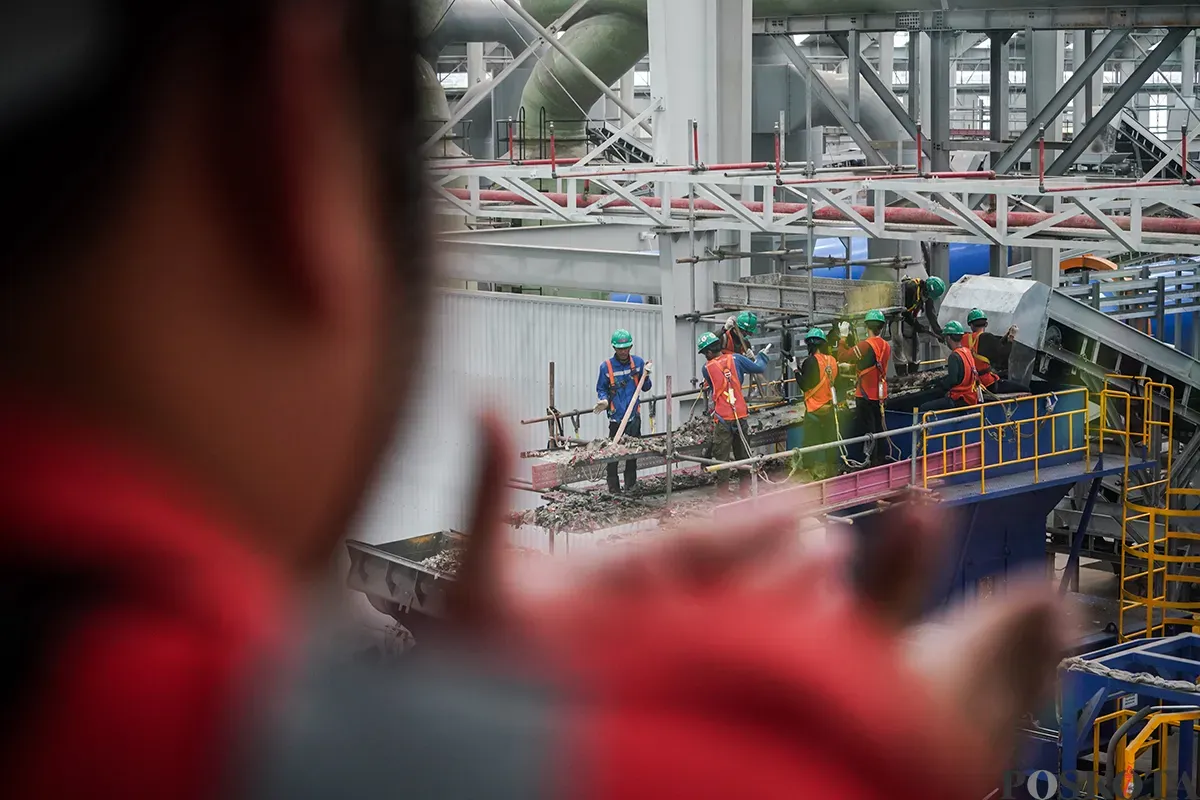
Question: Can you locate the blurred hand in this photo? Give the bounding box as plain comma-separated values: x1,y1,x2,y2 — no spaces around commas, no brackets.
1006,325,1019,340
448,415,1068,770
724,317,736,331
593,400,607,414
643,361,654,376
839,321,851,338
760,343,772,356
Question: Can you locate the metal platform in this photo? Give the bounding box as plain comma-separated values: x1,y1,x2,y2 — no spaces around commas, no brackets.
711,273,902,319
932,456,1152,506
431,162,1200,254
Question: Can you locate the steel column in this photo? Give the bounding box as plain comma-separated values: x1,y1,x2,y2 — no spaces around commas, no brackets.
848,30,861,124
908,31,921,122
1047,29,1193,176
878,32,894,91
773,35,887,166
1059,476,1102,595
1072,31,1087,137
1084,30,1096,117
989,31,1013,277
929,31,952,283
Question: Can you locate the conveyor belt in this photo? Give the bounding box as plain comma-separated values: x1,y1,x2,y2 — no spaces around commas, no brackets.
586,122,653,164
1115,109,1195,181
1044,289,1200,428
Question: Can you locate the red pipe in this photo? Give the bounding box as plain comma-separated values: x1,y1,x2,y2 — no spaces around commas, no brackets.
774,126,782,181
448,187,1200,236
1041,179,1180,194
692,120,700,167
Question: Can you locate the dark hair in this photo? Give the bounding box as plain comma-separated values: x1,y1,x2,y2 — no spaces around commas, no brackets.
0,1,428,300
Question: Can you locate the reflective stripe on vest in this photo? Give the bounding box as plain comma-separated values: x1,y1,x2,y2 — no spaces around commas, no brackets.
965,332,997,388
856,337,891,401
707,353,748,421
606,357,640,412
965,332,993,372
805,353,839,413
948,347,979,404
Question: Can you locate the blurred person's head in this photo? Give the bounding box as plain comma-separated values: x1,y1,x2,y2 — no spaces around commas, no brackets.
0,1,430,574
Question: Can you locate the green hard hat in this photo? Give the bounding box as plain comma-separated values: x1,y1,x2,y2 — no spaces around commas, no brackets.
865,309,886,324
967,308,988,324
804,327,827,342
925,276,947,298
611,328,633,349
735,310,758,334
697,331,721,352
943,320,966,336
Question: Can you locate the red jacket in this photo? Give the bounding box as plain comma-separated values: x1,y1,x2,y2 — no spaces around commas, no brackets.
0,402,997,800
0,401,286,799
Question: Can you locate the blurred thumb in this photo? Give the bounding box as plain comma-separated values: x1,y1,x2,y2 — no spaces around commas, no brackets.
444,413,513,634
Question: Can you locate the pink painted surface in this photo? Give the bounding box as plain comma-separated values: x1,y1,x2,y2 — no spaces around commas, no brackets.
712,444,984,521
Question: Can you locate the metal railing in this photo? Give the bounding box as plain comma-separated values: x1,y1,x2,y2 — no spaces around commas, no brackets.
919,388,1090,494
1103,376,1197,641
1091,708,1200,799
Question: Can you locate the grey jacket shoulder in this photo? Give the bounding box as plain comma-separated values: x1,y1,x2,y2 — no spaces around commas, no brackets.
235,643,559,800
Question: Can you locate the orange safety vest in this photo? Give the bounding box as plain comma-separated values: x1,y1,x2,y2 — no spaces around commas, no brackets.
805,353,839,413
706,353,748,421
965,331,998,388
948,347,980,404
721,328,746,355
856,336,891,401
604,356,640,412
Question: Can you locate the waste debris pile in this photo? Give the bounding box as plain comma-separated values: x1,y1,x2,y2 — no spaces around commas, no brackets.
418,544,545,577
418,548,464,575
508,470,721,533
524,405,801,467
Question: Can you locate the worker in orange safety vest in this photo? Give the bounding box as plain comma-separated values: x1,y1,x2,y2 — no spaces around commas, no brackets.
965,308,1027,396
854,310,892,467
919,321,980,413
699,331,768,495
796,327,840,480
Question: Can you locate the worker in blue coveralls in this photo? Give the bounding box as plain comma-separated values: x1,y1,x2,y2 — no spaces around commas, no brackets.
594,329,653,493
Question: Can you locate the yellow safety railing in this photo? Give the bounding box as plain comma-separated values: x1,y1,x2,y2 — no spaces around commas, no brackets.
1092,708,1137,797
920,387,1090,494
1101,377,1190,642
1090,707,1200,799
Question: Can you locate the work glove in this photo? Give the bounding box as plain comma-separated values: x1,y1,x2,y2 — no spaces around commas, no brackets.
642,361,654,377
839,362,853,372
760,343,772,356
724,316,736,331
1005,325,1019,341
593,399,608,414
838,321,851,338
745,345,756,359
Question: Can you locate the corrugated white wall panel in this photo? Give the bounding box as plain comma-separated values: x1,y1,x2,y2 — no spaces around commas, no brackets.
354,290,663,545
